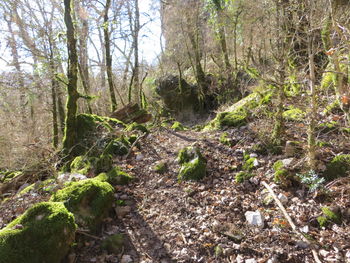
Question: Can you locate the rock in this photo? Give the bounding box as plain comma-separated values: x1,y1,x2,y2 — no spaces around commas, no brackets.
135,153,144,161
295,240,309,249
281,158,294,167
95,167,133,186
250,153,258,158
0,202,76,263
245,210,264,228
50,179,114,232
57,173,87,183
277,193,288,205
253,159,259,167
177,146,207,181
245,259,257,263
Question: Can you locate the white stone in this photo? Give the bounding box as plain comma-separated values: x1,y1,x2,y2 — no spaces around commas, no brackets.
250,153,258,158
281,158,293,167
245,259,257,263
253,159,259,167
277,193,288,205
245,211,264,228
135,154,144,161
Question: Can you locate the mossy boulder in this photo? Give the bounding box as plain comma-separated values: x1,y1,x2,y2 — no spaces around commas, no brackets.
177,147,206,181
317,206,342,228
50,179,114,232
273,160,292,186
103,137,130,156
125,122,148,133
171,121,186,131
0,202,76,263
70,156,93,175
324,154,350,180
95,167,133,185
282,106,306,121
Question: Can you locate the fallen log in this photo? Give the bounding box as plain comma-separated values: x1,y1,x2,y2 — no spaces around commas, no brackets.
111,103,152,124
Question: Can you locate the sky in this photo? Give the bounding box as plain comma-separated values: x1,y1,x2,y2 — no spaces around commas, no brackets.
0,0,162,72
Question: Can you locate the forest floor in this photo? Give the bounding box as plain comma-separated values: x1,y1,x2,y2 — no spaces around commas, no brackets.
1,122,350,263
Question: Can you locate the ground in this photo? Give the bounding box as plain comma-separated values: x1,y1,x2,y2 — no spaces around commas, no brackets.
1,124,350,262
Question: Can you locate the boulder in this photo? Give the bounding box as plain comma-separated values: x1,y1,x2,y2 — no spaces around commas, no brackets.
0,202,76,263
177,147,206,181
50,179,114,232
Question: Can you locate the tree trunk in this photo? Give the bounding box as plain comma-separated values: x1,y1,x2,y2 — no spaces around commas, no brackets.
104,0,118,112
132,0,141,105
62,0,79,157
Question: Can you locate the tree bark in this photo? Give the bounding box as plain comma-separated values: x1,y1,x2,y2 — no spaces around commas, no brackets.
62,0,79,157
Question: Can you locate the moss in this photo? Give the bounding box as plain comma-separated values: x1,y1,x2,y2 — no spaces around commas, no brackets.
323,100,340,115
341,127,350,134
103,137,130,156
273,160,290,185
70,156,93,175
0,171,22,183
101,233,124,254
219,132,234,146
0,202,76,263
125,122,148,133
317,121,338,133
235,171,254,183
50,179,114,232
18,179,56,196
171,121,186,131
282,106,306,121
153,162,168,174
95,167,133,185
324,154,350,180
242,154,256,171
321,71,336,90
177,147,206,181
95,154,113,174
317,207,342,227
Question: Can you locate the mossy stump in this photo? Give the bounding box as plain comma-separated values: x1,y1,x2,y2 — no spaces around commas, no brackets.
177,147,206,181
0,202,76,263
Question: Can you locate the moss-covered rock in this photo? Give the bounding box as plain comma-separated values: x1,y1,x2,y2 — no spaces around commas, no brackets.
317,206,342,228
70,156,93,175
282,106,306,121
273,160,291,186
95,154,113,174
125,122,148,133
153,162,168,174
95,167,133,185
324,154,350,180
219,132,234,146
235,171,254,183
177,147,206,181
101,233,124,254
50,179,114,232
171,121,186,131
0,202,76,263
103,137,130,156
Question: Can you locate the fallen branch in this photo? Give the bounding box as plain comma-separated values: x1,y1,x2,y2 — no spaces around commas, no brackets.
261,181,322,263
76,229,102,240
124,132,148,159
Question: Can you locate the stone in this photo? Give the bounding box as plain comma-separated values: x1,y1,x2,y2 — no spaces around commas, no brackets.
245,210,264,228
277,193,288,205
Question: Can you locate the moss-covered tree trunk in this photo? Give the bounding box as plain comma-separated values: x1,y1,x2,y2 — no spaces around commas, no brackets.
49,47,59,149
104,0,118,112
62,0,79,157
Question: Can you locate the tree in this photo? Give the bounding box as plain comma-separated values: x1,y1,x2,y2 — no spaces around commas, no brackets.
62,0,79,157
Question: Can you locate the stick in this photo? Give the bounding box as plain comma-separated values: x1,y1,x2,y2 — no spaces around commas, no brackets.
124,132,148,159
261,181,322,263
76,229,102,240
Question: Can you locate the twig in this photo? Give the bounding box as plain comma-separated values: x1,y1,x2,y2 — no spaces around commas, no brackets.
76,229,102,240
261,181,322,263
124,132,148,159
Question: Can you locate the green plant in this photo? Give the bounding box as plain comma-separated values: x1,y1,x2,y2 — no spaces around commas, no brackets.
296,170,325,193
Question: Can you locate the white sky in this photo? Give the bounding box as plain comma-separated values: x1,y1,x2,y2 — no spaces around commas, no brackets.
0,0,162,72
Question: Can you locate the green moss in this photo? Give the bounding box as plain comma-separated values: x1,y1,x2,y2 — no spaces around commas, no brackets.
317,207,342,227
323,100,340,115
317,121,338,132
171,121,186,131
177,147,206,181
70,156,93,175
125,122,148,133
50,179,114,232
95,167,133,185
0,171,22,183
103,137,130,156
273,160,290,185
235,171,254,183
282,106,306,121
95,154,113,174
242,154,256,171
101,233,124,254
0,202,76,263
219,132,233,146
153,162,168,174
18,179,56,196
321,71,336,90
341,127,350,134
324,154,350,180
